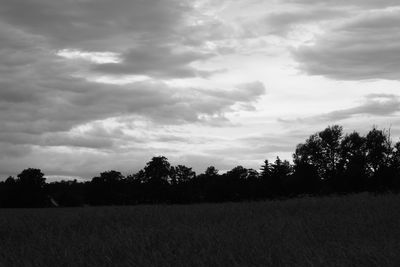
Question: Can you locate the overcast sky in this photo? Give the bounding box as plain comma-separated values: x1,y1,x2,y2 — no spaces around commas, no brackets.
1,0,400,180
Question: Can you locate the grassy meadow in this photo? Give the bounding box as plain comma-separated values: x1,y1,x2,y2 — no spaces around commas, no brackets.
1,193,400,266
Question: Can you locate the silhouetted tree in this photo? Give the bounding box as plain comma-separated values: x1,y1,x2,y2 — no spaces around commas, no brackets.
365,127,392,175
17,168,46,188
142,156,172,202
271,157,292,178
246,169,259,180
338,132,367,192
5,176,16,185
294,133,324,176
195,166,221,202
294,125,343,182
0,176,17,207
220,166,250,200
260,160,273,180
16,168,47,207
127,169,146,184
4,125,400,207
364,127,393,191
99,170,124,183
226,166,249,180
167,165,196,203
47,180,84,207
258,159,272,197
319,125,343,177
291,162,320,195
88,170,127,205
171,165,196,184
267,157,292,197
388,141,400,191
124,170,147,204
204,166,219,177
144,156,171,185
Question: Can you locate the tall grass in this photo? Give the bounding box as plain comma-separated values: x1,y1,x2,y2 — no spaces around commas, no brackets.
1,193,400,266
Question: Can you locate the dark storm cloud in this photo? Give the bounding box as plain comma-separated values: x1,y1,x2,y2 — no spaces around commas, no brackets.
263,8,346,36
93,45,215,78
202,131,309,164
198,82,266,102
0,127,117,150
209,142,294,157
0,0,191,50
285,0,400,8
0,0,225,79
280,94,400,124
0,28,266,147
0,74,266,136
323,94,400,121
0,3,266,152
0,143,32,159
238,132,307,153
294,10,400,80
42,133,115,150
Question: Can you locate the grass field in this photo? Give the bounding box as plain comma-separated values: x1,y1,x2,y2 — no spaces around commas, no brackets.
1,193,400,266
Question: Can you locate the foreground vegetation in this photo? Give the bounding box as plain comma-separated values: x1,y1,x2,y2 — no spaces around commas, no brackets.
1,193,400,266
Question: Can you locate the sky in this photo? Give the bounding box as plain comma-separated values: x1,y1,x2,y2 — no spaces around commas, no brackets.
1,0,400,180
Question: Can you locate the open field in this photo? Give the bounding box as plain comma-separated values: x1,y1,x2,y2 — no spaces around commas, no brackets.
1,193,400,266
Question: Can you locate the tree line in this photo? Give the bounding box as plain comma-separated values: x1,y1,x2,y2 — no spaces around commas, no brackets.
1,125,400,207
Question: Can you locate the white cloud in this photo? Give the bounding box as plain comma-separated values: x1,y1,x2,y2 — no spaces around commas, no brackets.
57,49,121,64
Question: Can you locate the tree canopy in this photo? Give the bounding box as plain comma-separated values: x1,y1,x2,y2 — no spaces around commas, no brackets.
2,125,400,207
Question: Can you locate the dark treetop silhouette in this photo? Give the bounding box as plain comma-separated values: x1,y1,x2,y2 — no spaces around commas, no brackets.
1,125,400,207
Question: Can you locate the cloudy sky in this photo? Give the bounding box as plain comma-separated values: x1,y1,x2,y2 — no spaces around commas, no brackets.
1,0,400,180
